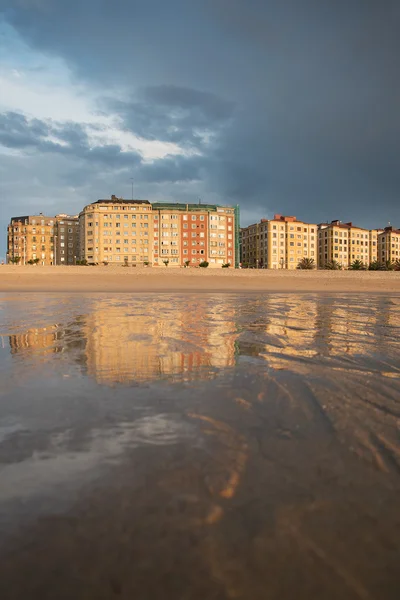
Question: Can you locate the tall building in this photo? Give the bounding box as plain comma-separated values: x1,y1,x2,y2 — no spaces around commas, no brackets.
79,196,153,265
152,202,237,267
318,220,377,268
54,214,80,265
7,214,56,265
7,213,80,265
378,226,400,264
240,215,317,269
79,196,238,268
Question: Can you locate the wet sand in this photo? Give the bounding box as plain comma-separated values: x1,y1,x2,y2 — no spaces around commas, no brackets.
0,293,400,599
1,265,400,293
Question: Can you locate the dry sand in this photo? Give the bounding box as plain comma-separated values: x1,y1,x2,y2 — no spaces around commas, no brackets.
1,265,400,293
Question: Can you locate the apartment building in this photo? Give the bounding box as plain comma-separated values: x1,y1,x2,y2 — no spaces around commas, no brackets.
378,226,400,263
7,214,56,265
79,197,237,267
152,202,237,267
54,214,80,265
318,220,376,268
240,215,317,269
79,196,153,265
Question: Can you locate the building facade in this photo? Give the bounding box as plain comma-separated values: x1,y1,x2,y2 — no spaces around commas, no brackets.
378,226,400,264
79,197,238,267
152,203,236,267
54,214,80,265
7,214,56,265
7,213,80,265
79,196,154,265
318,220,378,268
240,215,317,269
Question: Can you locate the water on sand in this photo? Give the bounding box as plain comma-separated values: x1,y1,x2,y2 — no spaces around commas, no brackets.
0,293,399,600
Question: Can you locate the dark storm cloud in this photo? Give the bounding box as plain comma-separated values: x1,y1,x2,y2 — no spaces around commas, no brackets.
105,85,234,147
0,112,204,188
0,112,142,169
1,0,400,227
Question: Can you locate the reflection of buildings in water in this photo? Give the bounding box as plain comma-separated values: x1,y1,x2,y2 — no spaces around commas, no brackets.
9,326,62,357
314,297,400,358
237,295,400,371
83,298,238,385
8,317,87,373
237,296,318,370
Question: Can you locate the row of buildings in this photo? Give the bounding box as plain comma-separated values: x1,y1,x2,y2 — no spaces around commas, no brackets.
7,196,240,268
6,197,400,268
240,214,400,269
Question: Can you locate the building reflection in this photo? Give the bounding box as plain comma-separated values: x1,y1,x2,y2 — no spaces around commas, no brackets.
9,326,63,357
82,297,238,385
235,295,400,372
6,295,400,383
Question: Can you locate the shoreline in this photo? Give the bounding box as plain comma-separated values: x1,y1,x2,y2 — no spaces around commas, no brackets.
1,266,400,293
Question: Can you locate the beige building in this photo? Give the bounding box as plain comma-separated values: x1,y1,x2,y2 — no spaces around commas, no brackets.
79,197,237,267
7,214,56,265
240,214,317,269
79,196,154,265
318,220,379,268
378,226,400,264
7,213,80,266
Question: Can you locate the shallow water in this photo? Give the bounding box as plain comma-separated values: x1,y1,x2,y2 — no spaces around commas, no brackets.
0,293,399,599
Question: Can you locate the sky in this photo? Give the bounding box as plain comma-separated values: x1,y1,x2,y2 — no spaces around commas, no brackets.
1,0,399,260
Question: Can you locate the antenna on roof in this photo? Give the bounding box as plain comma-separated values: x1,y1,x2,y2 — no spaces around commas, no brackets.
198,197,201,205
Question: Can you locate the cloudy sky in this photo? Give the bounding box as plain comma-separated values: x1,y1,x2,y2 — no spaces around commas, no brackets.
1,0,399,259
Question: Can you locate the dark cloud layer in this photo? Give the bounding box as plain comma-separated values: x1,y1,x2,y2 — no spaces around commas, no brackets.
0,112,142,168
1,0,400,246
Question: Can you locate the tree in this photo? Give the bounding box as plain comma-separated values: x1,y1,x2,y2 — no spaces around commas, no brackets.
184,260,190,268
297,257,315,270
199,260,209,268
322,260,342,270
163,259,169,267
384,260,395,271
10,256,21,264
393,259,400,271
349,259,366,270
368,260,382,271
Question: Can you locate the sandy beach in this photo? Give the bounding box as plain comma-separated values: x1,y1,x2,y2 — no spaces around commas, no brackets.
1,265,400,293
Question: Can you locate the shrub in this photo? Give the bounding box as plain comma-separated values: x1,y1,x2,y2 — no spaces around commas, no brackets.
349,260,366,270
322,260,342,270
368,260,382,271
297,258,315,270
184,260,190,268
163,259,170,267
222,263,231,268
199,261,209,268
